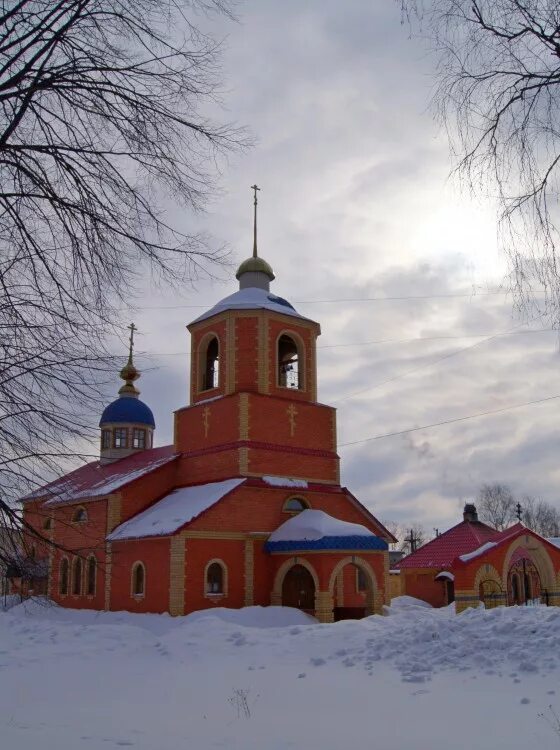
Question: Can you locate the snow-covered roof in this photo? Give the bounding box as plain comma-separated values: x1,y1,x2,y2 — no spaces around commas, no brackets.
189,287,314,325
107,478,245,541
458,541,497,562
434,571,455,581
268,509,374,543
262,476,308,489
23,446,179,505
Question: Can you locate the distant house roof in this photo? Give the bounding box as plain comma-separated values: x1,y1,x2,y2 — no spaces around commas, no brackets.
22,445,178,505
107,478,246,540
396,519,498,569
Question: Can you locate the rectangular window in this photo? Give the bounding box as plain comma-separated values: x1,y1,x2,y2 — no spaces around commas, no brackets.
113,428,128,448
356,568,367,593
132,429,145,449
101,430,111,449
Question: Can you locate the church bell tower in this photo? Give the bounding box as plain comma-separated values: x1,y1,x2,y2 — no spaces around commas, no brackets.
173,187,339,486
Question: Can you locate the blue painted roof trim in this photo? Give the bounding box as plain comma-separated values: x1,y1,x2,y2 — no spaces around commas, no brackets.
265,535,388,553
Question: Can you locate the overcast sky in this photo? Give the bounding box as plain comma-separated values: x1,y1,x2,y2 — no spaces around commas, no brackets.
118,0,560,534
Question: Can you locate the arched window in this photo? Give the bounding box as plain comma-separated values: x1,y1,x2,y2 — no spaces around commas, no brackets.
202,336,219,390
206,561,225,594
283,497,309,513
72,557,82,595
72,507,88,523
43,517,53,530
86,555,96,596
278,334,301,389
131,562,145,597
59,558,69,596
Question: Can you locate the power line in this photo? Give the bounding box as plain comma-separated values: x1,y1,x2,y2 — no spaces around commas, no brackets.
335,316,545,403
338,393,560,447
143,327,556,358
127,288,546,311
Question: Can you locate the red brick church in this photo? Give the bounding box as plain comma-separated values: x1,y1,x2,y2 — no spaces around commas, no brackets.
21,198,395,622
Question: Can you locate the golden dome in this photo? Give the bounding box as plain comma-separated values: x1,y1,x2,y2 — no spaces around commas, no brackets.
235,256,275,281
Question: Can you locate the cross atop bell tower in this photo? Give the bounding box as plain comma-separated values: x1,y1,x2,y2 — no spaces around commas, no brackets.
235,184,275,291
251,183,260,258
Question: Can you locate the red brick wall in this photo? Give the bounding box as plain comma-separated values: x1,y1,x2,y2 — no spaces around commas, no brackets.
187,484,384,536
110,538,170,613
183,537,246,612
401,568,447,607
119,460,179,524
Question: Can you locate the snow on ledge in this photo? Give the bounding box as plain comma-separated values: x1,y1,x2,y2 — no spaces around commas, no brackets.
459,541,497,562
262,476,308,489
435,571,455,581
269,509,374,542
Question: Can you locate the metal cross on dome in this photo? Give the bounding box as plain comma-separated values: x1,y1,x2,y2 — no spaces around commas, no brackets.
127,322,137,361
251,184,260,258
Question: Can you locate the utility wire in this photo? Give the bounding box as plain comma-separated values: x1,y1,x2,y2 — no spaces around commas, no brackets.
335,315,545,403
338,393,560,447
143,327,555,358
128,288,546,311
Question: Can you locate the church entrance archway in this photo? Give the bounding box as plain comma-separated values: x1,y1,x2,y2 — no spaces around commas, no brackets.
507,555,541,606
328,557,379,620
281,564,316,613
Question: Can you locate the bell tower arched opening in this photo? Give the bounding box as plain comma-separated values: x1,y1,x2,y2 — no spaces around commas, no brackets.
201,336,220,391
278,334,303,389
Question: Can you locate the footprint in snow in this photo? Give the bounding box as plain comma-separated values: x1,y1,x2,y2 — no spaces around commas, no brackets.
310,657,326,666
520,698,530,705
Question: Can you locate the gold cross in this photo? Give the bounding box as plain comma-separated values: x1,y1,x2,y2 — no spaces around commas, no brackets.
287,404,298,437
202,407,210,438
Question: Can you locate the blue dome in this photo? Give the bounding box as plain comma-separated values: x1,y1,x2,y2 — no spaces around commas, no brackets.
99,397,155,428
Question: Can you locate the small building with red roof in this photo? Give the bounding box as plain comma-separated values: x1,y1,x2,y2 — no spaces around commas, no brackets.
395,504,560,612
18,207,396,622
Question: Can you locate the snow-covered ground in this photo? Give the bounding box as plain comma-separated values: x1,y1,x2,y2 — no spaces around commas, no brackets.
2,597,560,749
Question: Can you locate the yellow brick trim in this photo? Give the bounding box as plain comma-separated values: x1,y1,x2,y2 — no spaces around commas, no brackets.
224,316,235,394
239,446,249,474
314,591,334,623
258,315,269,393
169,535,185,616
106,494,121,534
104,542,112,610
310,331,318,402
244,540,254,606
239,393,249,440
243,470,335,485
454,589,478,613
183,530,251,540
383,550,391,605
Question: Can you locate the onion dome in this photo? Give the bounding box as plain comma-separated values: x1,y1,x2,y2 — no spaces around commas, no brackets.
99,397,155,428
99,323,155,429
236,255,275,282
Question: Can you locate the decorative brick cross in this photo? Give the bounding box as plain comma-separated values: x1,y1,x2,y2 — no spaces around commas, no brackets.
202,407,210,438
287,404,298,437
